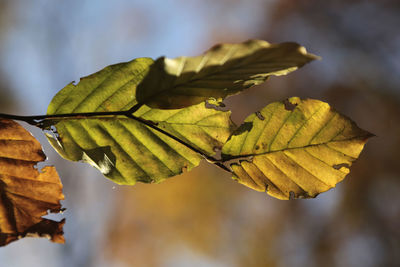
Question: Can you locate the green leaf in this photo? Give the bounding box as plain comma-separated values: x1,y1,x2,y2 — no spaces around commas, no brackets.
135,104,235,156
136,40,319,109
46,117,201,184
46,58,234,185
222,97,373,200
47,58,154,114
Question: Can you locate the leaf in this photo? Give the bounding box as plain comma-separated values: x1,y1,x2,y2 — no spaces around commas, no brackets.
136,40,319,109
135,103,236,156
221,97,373,200
46,57,235,184
0,119,64,246
47,57,154,114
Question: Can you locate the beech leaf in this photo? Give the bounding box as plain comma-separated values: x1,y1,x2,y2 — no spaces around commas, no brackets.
0,119,64,246
136,40,319,109
222,97,373,200
46,58,235,184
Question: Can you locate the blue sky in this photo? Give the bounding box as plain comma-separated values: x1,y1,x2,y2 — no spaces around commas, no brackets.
1,0,270,113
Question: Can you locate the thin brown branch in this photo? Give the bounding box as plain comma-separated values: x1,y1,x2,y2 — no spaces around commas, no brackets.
0,110,232,174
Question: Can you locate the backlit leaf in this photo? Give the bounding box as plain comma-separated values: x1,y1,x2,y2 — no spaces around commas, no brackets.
46,57,235,184
222,97,373,200
0,119,64,246
136,40,319,109
47,58,154,114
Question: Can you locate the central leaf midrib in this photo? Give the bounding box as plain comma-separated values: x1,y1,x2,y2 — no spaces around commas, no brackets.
222,136,368,161
143,46,304,103
49,114,232,129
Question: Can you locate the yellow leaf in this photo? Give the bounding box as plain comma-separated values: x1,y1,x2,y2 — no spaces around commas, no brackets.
222,97,373,200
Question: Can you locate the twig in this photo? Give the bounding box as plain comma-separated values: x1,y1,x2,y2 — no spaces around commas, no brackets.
0,110,232,174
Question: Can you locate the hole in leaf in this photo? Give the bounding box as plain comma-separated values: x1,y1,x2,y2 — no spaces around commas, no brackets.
255,111,265,120
205,98,227,111
283,98,298,111
333,163,350,170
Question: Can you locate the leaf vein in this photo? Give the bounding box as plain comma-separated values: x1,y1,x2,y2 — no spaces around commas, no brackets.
287,103,325,147
70,64,125,113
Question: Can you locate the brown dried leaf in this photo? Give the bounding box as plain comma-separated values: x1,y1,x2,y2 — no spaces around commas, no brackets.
0,119,65,246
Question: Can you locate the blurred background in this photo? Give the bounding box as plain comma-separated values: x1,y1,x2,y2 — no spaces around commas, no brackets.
0,0,399,266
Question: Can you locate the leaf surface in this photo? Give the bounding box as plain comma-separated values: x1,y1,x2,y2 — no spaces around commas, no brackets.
222,97,372,200
46,58,235,184
47,58,154,114
136,40,319,109
0,119,64,246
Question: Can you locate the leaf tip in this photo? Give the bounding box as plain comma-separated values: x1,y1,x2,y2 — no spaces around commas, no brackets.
298,45,321,61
